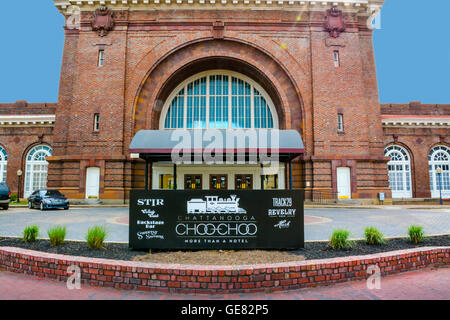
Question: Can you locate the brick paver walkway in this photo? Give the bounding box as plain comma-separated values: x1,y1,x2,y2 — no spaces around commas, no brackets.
1,267,448,300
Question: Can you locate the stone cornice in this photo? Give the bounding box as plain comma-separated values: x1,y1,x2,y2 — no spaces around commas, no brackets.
54,0,384,16
382,115,450,128
0,115,56,127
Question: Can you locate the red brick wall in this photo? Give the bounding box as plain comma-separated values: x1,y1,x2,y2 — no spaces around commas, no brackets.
1,246,448,294
381,102,450,116
0,101,55,196
381,102,450,198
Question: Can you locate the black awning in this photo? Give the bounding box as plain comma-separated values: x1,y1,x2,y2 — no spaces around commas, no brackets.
129,129,304,162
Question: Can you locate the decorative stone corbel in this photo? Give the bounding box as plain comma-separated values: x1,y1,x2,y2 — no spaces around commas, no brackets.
324,7,346,38
91,7,115,37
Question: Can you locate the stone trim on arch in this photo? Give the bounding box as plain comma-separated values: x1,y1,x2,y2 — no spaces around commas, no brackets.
127,38,308,153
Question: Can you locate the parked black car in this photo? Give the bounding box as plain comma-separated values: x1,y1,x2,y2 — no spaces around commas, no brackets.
0,182,11,210
28,190,69,211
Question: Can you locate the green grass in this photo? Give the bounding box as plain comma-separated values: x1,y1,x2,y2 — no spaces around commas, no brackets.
23,225,39,243
86,225,108,250
329,229,354,250
47,225,67,246
408,225,424,244
10,201,29,206
364,226,386,245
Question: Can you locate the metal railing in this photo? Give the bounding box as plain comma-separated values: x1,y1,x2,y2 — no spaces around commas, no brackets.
311,190,339,204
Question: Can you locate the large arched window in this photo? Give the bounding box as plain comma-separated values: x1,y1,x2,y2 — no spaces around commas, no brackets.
0,147,7,183
429,145,450,198
161,70,278,129
24,145,52,198
385,145,413,198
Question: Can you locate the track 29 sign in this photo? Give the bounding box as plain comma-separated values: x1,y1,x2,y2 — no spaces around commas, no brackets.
129,190,304,250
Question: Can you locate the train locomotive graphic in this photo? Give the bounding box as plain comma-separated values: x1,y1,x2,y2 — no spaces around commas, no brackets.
187,195,247,214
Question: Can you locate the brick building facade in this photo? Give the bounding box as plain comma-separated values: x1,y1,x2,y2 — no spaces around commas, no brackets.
0,0,449,203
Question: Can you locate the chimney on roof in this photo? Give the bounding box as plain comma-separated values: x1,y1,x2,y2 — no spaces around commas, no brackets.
14,100,28,108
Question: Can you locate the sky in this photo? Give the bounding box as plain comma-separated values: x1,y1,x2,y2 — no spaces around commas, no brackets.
0,0,449,104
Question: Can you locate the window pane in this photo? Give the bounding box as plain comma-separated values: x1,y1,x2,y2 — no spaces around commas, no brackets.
164,73,275,129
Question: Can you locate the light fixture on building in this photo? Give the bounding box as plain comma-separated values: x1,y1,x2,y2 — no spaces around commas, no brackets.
16,169,23,204
436,167,443,205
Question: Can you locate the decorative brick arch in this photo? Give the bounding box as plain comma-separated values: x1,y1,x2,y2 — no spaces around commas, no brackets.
130,39,306,146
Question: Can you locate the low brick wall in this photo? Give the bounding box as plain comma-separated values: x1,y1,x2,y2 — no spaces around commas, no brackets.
0,246,448,294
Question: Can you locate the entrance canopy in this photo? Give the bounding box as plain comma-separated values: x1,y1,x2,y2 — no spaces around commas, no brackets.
129,129,304,162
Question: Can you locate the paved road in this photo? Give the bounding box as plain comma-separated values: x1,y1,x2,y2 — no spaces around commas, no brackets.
0,267,448,300
0,206,449,242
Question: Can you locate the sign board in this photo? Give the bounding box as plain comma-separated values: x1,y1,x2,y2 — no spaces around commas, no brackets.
129,190,304,250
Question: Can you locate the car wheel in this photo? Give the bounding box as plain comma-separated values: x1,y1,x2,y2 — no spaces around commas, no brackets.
40,203,45,211
64,206,69,210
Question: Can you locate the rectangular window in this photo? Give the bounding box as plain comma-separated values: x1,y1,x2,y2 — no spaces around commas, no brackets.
98,50,105,67
333,50,340,68
337,113,344,132
93,113,100,132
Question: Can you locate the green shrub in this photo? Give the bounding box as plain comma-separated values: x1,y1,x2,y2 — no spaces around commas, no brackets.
408,225,424,244
364,226,386,245
86,225,108,249
47,225,67,246
10,193,18,202
329,229,354,250
23,225,39,243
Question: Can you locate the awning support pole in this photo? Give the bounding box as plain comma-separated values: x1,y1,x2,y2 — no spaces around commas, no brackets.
260,163,264,190
173,163,177,190
144,157,149,191
289,156,293,190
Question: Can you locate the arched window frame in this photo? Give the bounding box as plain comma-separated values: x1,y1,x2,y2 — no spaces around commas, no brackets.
428,145,450,198
384,145,413,198
24,145,53,198
159,70,279,130
0,146,7,183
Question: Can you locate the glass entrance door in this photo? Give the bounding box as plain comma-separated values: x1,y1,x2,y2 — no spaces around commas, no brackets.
210,175,228,190
185,174,202,190
235,174,253,190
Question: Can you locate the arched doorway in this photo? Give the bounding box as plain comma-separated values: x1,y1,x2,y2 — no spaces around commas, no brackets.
24,145,52,198
385,145,413,198
429,145,450,198
151,70,284,190
130,40,307,191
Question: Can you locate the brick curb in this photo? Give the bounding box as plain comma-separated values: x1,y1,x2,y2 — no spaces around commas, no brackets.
0,246,448,294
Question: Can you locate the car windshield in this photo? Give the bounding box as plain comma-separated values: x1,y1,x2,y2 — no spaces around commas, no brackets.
44,190,64,197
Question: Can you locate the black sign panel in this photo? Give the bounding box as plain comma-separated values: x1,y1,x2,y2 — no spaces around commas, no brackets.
129,190,304,250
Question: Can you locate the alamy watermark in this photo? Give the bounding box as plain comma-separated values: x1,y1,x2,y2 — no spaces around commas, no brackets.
66,265,81,290
367,9,382,30
169,129,281,172
366,265,381,290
